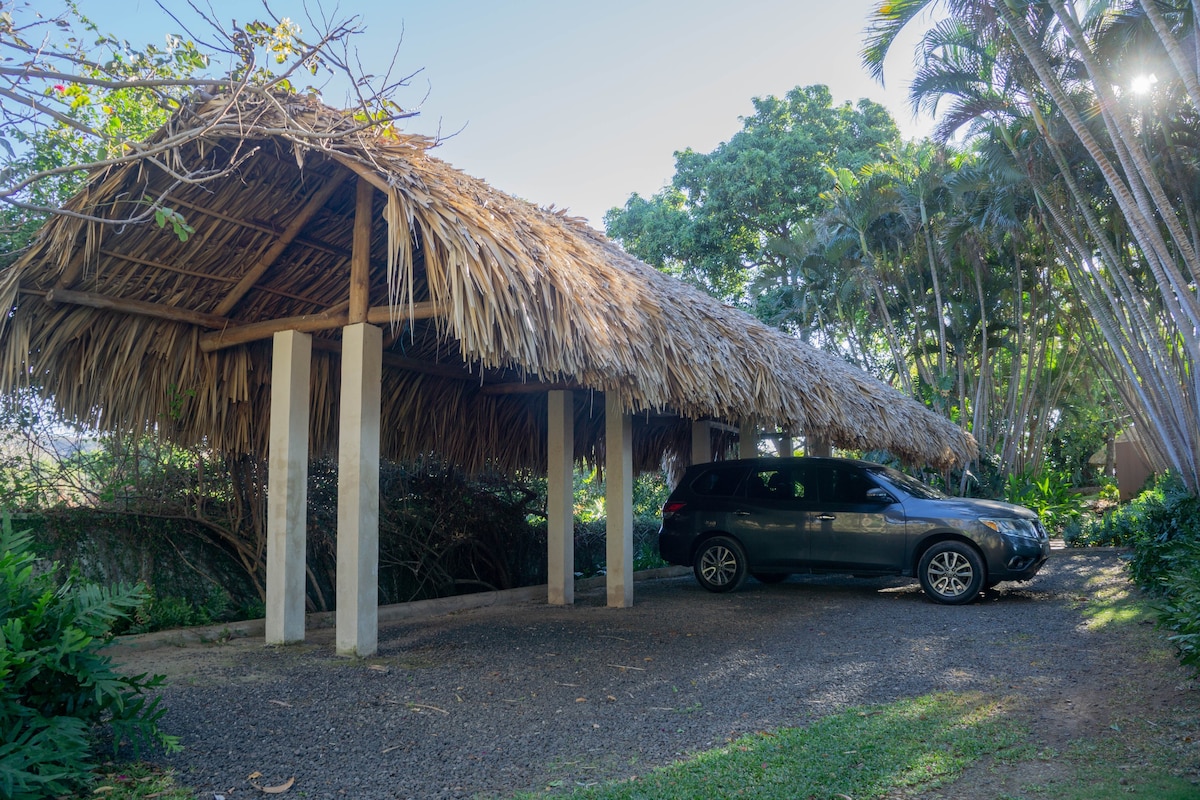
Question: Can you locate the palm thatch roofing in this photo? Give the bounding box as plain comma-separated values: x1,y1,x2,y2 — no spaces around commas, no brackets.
0,91,975,472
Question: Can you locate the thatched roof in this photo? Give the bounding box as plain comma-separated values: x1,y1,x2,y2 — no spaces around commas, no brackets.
0,92,975,471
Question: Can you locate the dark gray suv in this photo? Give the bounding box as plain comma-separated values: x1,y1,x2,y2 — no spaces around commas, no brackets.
658,456,1050,604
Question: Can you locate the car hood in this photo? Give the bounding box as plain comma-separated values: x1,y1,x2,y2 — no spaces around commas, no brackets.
908,495,1039,520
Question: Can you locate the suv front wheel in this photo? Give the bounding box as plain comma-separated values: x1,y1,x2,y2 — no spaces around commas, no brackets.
918,541,984,604
694,536,747,593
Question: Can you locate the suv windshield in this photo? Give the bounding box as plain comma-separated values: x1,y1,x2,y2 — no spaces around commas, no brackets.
867,466,946,500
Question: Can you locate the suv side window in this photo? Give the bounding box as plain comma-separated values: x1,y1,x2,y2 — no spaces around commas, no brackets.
745,466,816,502
818,464,875,504
689,466,744,497
747,468,787,500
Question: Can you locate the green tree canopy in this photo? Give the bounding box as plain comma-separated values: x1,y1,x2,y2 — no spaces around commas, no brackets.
605,85,900,299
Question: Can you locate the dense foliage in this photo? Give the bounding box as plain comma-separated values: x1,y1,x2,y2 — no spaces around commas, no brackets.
2,398,670,620
861,0,1200,493
0,515,178,799
605,85,900,299
606,85,1111,488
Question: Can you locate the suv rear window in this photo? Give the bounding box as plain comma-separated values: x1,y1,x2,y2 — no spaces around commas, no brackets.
688,466,744,497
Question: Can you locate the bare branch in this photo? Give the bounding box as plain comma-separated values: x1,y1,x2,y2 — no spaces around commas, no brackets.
0,0,422,237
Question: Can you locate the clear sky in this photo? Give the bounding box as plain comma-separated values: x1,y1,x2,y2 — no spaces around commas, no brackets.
65,0,938,228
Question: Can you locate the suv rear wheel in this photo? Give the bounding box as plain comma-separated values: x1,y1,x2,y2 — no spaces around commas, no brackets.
694,536,747,593
918,541,984,604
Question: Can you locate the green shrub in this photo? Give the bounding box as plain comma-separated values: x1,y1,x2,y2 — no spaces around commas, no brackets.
0,514,179,799
119,584,239,635
1159,538,1200,671
1086,474,1200,675
1003,469,1083,533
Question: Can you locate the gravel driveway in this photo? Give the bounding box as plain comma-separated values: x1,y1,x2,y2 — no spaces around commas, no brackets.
115,548,1193,799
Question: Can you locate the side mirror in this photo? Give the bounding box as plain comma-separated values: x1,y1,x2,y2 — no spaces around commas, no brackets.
866,487,894,503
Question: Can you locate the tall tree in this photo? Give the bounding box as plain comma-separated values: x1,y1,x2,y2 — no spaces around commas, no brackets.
605,85,900,300
865,0,1200,491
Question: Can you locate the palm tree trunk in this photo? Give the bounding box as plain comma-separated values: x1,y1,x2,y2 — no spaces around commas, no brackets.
919,196,949,376
1000,0,1200,338
1138,0,1200,117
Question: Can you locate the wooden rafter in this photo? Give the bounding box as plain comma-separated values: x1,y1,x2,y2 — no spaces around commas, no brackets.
212,171,351,316
167,196,348,259
309,338,477,381
33,288,445,355
41,287,231,328
479,382,581,395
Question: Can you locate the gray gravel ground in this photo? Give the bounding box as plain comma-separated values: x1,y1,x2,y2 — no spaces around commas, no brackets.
116,549,1191,799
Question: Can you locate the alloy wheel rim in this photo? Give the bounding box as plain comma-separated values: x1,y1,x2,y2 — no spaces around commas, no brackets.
928,551,972,597
700,546,737,586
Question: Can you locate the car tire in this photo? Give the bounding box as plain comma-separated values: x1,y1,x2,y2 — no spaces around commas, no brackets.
751,572,790,584
918,541,985,605
694,536,747,593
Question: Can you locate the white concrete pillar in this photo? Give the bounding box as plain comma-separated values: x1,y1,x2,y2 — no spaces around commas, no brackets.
547,390,575,605
336,323,382,657
266,330,311,645
739,420,757,459
691,420,713,464
605,395,634,608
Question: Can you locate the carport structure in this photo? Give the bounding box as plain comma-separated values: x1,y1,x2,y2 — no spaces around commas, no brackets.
0,92,974,656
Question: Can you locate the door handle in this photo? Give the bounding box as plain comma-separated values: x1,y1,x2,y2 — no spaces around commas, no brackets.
734,510,752,517
816,514,836,521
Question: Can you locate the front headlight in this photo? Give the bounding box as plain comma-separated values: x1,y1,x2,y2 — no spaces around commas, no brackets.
980,517,1041,540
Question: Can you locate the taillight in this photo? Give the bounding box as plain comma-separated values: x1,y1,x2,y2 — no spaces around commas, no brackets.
662,500,687,516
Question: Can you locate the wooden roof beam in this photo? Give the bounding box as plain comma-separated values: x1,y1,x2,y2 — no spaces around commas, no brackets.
212,171,351,317
479,382,582,395
349,177,373,324
41,287,231,328
199,301,446,352
309,338,477,381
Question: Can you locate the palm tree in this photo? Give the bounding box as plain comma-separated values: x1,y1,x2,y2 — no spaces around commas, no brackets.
821,163,918,394
896,140,955,378
864,0,1200,490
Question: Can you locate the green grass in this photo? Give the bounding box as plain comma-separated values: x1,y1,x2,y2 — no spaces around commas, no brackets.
513,692,1027,799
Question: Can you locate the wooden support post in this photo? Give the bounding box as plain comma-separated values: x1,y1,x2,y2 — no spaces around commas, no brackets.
265,330,311,645
605,395,633,608
336,323,383,657
547,390,574,606
808,433,833,457
349,177,373,324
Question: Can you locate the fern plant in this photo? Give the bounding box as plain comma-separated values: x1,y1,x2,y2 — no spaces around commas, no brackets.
0,514,180,799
